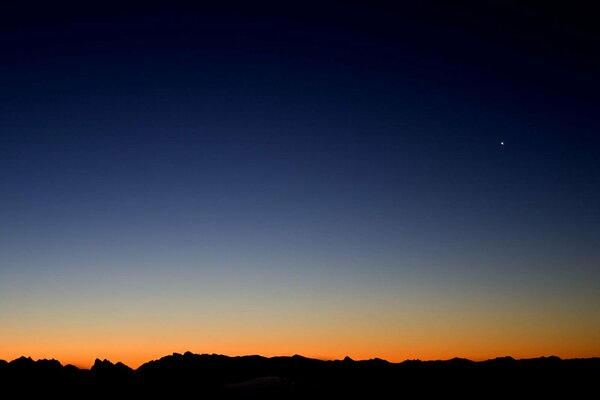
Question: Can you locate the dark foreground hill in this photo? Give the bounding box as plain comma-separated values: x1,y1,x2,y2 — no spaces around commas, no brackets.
1,352,598,398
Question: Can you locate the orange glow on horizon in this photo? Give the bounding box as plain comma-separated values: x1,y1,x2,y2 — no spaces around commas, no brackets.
2,337,599,369
2,273,598,369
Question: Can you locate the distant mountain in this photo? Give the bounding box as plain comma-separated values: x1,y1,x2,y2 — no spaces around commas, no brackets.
0,353,598,397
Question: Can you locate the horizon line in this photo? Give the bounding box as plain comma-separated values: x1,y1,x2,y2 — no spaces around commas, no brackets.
5,351,599,371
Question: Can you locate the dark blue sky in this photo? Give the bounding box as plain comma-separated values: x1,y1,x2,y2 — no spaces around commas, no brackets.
1,1,599,364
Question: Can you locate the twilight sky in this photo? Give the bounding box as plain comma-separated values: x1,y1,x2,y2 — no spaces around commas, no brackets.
1,1,599,368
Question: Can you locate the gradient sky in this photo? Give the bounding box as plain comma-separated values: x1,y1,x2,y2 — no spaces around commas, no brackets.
1,2,599,368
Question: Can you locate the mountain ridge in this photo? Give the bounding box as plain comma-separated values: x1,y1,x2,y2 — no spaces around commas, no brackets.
1,352,598,397
0,351,600,371
3,352,598,370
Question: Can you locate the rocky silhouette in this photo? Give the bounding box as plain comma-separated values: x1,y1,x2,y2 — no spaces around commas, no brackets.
0,352,598,397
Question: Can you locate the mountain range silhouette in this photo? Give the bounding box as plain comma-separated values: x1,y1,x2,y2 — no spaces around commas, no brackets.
1,352,598,397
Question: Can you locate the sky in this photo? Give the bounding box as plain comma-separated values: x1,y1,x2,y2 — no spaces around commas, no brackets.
1,1,599,368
